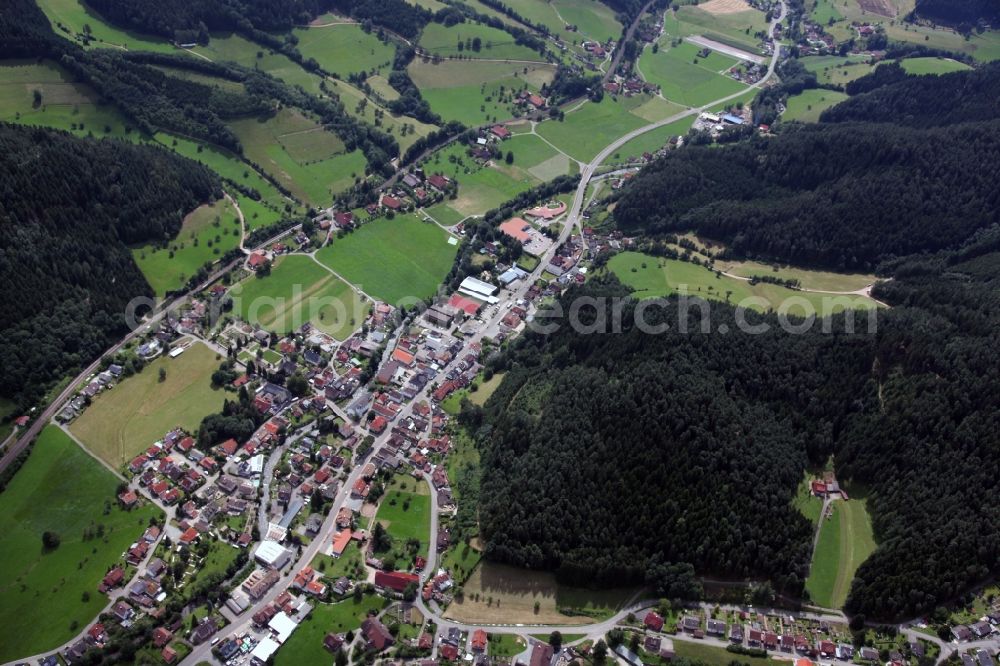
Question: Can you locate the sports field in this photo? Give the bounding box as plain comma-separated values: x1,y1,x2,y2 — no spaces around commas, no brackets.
607,252,878,314
898,57,972,75
806,499,876,608
639,40,747,107
230,255,368,340
783,89,849,122
316,214,458,305
229,108,366,206
419,22,547,62
537,96,650,162
409,58,556,125
293,23,395,77
0,426,162,663
447,561,637,624
134,198,241,296
37,0,176,53
69,342,228,468
274,594,389,666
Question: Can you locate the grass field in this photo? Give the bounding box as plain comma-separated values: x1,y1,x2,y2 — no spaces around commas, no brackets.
231,255,369,340
809,0,844,24
316,214,458,304
229,108,366,206
552,0,622,42
806,499,876,608
601,117,694,165
194,33,324,93
375,475,432,562
639,40,747,107
537,96,650,162
134,198,241,296
793,476,824,526
410,58,556,125
488,633,527,657
326,77,438,153
607,252,878,314
37,0,177,53
419,22,547,62
70,342,228,468
673,641,784,666
273,594,389,666
0,426,162,663
712,258,876,292
293,23,395,77
447,561,638,625
783,88,849,122
800,54,874,85
664,4,769,54
898,56,972,75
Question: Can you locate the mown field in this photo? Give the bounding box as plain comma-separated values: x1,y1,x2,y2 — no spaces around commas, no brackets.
193,33,324,93
806,499,876,608
418,21,547,61
783,88,849,122
273,594,389,666
316,214,458,304
447,561,638,624
607,252,879,314
229,108,366,207
0,426,162,663
409,58,556,125
69,342,228,468
713,258,876,292
293,23,395,77
134,198,242,296
536,96,651,162
664,3,769,55
639,40,747,108
898,56,972,75
800,54,873,85
230,255,368,340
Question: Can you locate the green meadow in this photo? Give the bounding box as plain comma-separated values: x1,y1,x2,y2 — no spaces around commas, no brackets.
231,255,369,340
665,4,769,54
800,54,874,85
784,88,849,122
0,427,162,663
806,499,876,608
37,0,177,53
316,214,458,304
537,96,650,162
274,594,389,666
639,40,747,108
293,23,395,77
601,116,694,165
134,198,242,296
375,475,433,558
898,56,972,75
419,21,547,61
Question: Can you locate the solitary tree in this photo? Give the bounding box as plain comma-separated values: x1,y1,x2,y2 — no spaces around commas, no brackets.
42,531,60,550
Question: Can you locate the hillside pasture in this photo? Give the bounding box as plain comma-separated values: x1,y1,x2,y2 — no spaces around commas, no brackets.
601,116,694,166
37,0,177,53
419,21,547,62
0,427,161,663
69,342,228,468
897,56,972,75
800,54,873,85
639,40,747,107
665,4,769,54
230,255,368,340
783,89,849,122
293,23,395,77
806,499,876,608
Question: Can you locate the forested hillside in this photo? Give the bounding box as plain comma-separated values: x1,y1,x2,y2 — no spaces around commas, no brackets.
913,0,1000,25
0,123,219,409
612,122,1000,271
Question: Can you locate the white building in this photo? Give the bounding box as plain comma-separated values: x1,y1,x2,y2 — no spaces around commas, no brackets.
254,540,291,570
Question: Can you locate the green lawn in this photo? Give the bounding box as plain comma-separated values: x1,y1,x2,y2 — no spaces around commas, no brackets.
293,23,395,77
805,499,876,608
898,56,972,75
607,252,878,315
0,426,162,663
134,198,241,296
488,633,527,657
69,342,229,468
419,22,547,62
317,541,366,581
230,255,369,340
229,108,365,207
639,40,747,108
601,117,694,166
316,213,458,305
273,594,389,666
783,88,849,123
37,0,177,53
375,476,432,559
793,476,824,526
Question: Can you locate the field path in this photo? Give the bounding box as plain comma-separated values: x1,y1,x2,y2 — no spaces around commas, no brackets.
56,425,125,480
305,251,378,303
224,192,249,253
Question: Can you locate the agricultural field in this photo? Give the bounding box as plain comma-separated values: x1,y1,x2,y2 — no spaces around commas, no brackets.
293,23,395,78
0,426,162,664
601,116,694,166
638,40,747,107
663,2,770,55
134,198,242,296
230,255,369,340
0,59,135,139
898,56,972,75
229,108,367,207
193,33,324,93
551,0,623,43
800,54,874,85
606,252,879,314
37,0,177,53
712,258,877,292
419,22,547,62
536,96,652,162
325,77,438,153
809,0,844,24
273,594,389,666
783,88,849,122
374,475,432,562
806,499,876,608
447,561,637,624
421,142,543,222
69,342,229,468
503,132,576,179
409,58,556,125
316,214,458,304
